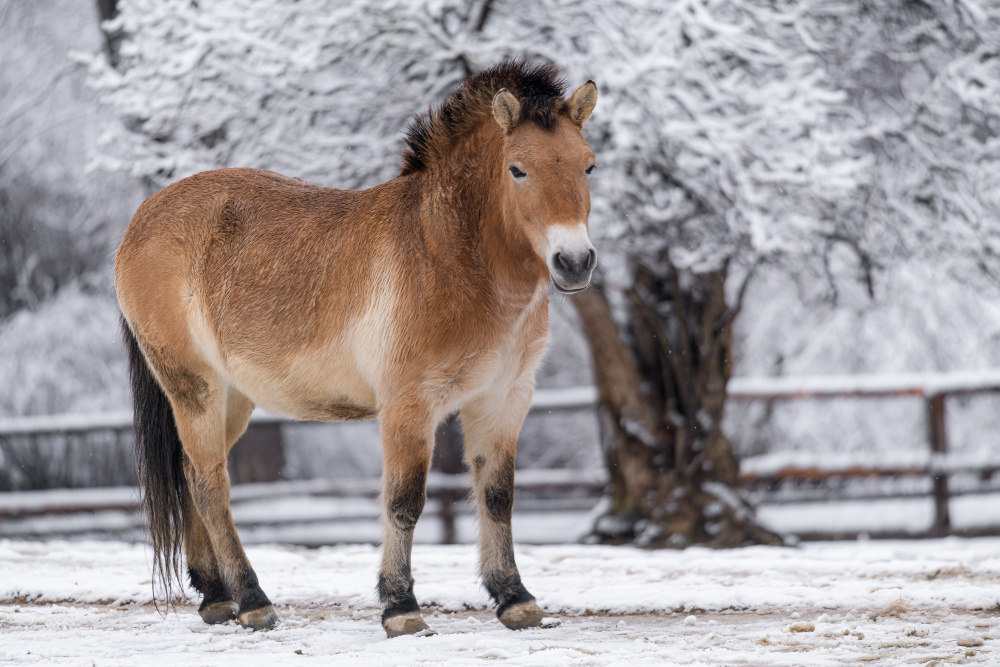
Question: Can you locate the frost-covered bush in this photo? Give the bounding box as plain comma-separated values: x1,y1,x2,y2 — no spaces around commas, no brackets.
91,0,874,272
0,1,142,425
0,1,141,260
808,1,1000,286
0,178,109,319
0,281,128,417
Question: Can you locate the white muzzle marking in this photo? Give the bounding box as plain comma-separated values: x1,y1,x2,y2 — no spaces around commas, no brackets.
544,223,596,293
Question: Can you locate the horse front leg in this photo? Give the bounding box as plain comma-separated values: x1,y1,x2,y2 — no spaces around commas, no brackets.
462,389,547,630
377,405,435,637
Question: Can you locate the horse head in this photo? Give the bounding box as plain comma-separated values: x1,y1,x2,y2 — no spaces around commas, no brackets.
492,81,598,294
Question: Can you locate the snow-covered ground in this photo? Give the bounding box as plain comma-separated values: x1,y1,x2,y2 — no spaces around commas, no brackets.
2,538,998,665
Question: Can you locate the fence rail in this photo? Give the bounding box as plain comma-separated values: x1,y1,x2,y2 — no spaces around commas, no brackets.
730,370,1000,537
3,373,1000,541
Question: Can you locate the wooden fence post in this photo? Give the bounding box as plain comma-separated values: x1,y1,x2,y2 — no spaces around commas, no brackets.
228,423,285,484
927,392,951,538
433,414,465,544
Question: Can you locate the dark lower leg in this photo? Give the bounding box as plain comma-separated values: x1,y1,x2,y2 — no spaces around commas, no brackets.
379,465,426,621
376,407,438,637
187,463,275,629
481,530,535,618
182,477,237,623
474,451,542,627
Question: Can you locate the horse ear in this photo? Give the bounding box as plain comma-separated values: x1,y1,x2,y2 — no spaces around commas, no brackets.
492,89,521,134
567,80,598,127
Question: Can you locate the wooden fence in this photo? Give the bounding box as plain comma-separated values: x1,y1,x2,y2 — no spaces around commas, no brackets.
0,388,604,541
727,371,1000,538
2,373,1000,541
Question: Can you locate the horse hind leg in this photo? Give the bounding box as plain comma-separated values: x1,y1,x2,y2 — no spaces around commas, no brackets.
182,474,237,624
174,385,277,631
183,389,255,624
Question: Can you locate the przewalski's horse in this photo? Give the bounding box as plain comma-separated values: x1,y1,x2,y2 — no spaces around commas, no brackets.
115,60,598,637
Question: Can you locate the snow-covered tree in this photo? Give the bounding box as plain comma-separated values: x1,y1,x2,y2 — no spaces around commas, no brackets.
488,0,1000,546
89,0,505,190
89,0,1000,547
829,1,1000,290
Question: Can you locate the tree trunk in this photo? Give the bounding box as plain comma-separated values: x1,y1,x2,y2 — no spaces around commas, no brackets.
95,0,122,68
432,414,464,545
572,260,782,548
228,423,285,485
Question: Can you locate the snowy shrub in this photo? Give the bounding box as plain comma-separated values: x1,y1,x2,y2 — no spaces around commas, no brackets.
90,0,875,272
87,0,499,189
0,177,109,320
0,1,141,281
0,282,127,417
0,1,143,425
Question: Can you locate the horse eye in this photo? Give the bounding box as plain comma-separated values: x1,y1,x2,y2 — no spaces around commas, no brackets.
585,164,596,175
509,166,527,180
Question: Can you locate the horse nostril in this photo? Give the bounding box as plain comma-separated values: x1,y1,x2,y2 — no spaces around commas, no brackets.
585,248,596,271
554,252,571,273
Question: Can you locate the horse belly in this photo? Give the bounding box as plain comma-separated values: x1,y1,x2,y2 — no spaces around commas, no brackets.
226,341,377,422
219,280,397,422
204,254,400,422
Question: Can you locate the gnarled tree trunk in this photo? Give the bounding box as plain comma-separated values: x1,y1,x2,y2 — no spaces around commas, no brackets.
573,259,782,548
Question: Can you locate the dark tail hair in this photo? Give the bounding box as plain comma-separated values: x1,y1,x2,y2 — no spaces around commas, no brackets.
122,315,187,604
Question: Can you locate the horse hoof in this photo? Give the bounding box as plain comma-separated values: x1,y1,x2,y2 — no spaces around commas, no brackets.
199,600,239,625
383,611,437,638
238,605,279,631
498,600,547,630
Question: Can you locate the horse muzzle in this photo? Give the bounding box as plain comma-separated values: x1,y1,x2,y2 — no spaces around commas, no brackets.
545,223,596,294
549,246,596,293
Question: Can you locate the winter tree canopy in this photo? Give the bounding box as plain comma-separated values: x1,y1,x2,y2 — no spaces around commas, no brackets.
91,1,1000,268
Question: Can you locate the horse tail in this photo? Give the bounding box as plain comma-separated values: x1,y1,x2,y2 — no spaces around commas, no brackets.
122,314,186,604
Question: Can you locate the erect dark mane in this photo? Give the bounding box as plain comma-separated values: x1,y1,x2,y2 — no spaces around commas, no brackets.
400,60,567,176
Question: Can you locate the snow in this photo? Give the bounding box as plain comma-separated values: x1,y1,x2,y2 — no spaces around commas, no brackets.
740,450,1000,475
728,371,1000,398
2,538,999,664
530,386,598,411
